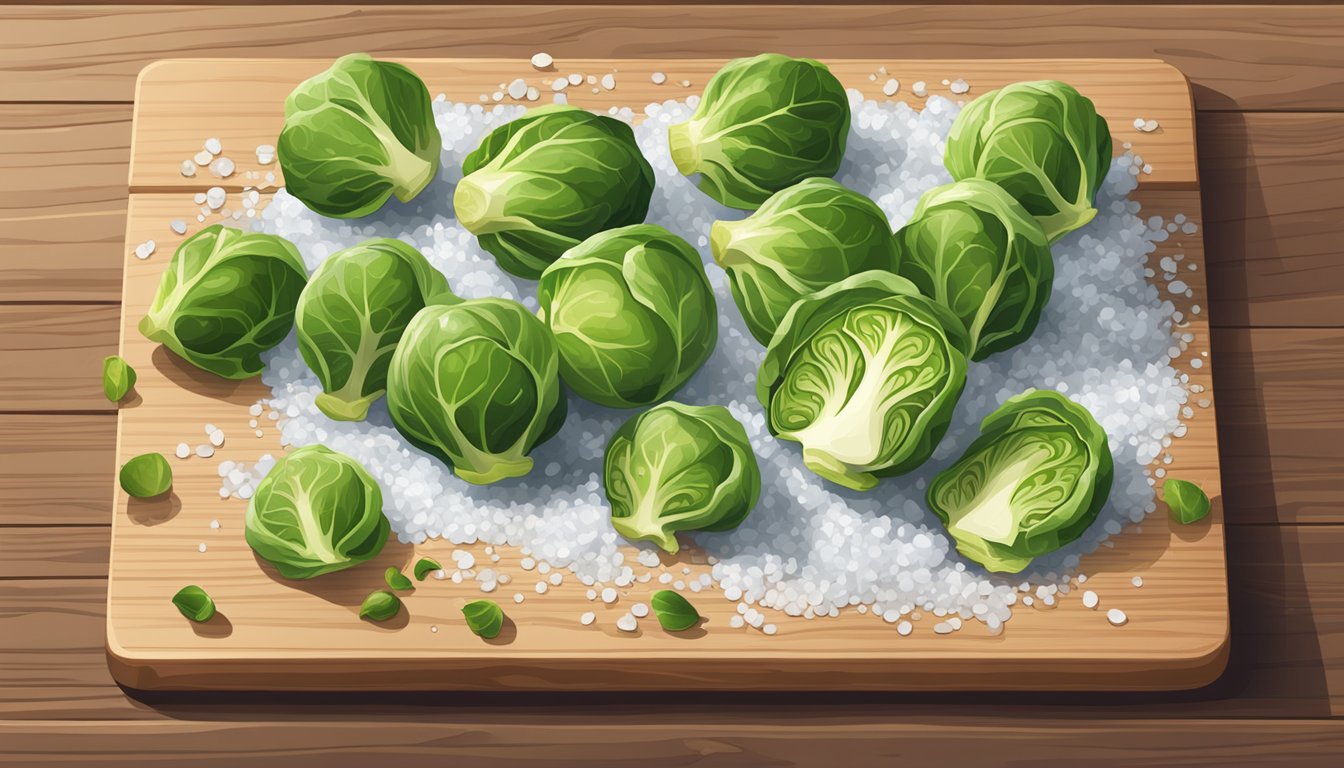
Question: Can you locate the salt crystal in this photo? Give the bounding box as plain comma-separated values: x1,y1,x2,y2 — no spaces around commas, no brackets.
631,602,649,618
175,443,191,459
194,149,214,166
616,614,638,632
179,160,197,177
1082,590,1099,609
133,240,156,260
205,187,226,210
209,157,235,178
651,72,667,85
882,78,900,97
204,137,222,155
1131,576,1144,588
507,79,528,100
170,220,187,235
600,73,616,90
912,80,927,96
950,78,970,95
1107,608,1129,626
580,611,596,625
255,144,276,165
601,587,618,604
530,52,553,70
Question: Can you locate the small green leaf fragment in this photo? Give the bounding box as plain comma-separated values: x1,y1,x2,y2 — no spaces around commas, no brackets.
1165,479,1211,525
119,453,173,498
102,355,137,402
651,590,700,632
359,590,402,622
462,599,504,639
413,557,442,581
172,585,216,623
384,566,414,591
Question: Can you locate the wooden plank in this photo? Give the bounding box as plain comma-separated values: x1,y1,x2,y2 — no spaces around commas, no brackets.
104,60,1225,692
0,104,130,303
0,416,116,525
2,719,1344,768
0,305,118,412
1200,112,1344,328
128,58,1198,192
1214,327,1344,525
0,523,1338,718
0,528,109,579
0,6,1342,110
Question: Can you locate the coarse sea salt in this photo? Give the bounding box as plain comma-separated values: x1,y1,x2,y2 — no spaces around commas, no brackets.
251,92,1191,635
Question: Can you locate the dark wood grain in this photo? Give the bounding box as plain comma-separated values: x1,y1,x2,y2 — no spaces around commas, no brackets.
0,5,1341,109
1201,113,1344,327
1,718,1342,768
0,104,130,303
0,305,119,412
0,527,109,579
0,415,115,525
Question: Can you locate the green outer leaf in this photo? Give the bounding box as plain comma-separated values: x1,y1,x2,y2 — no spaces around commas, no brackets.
119,453,173,498
102,355,137,402
138,224,308,380
944,80,1112,243
895,178,1054,361
279,53,441,218
455,105,655,278
926,389,1113,573
712,178,900,345
668,53,850,210
650,590,700,631
757,270,969,490
244,445,390,580
604,402,760,553
171,585,217,623
384,566,415,591
296,238,455,421
385,299,566,484
413,557,442,580
1164,478,1211,524
537,224,717,409
462,599,505,639
359,590,402,622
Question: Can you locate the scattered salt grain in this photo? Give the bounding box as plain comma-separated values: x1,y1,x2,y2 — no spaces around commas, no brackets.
179,160,197,177
255,144,276,165
1107,608,1129,626
209,519,220,529
680,79,691,87
525,86,540,102
1082,590,1099,609
567,73,583,86
616,613,638,632
601,587,618,604
195,444,214,459
950,78,970,95
205,187,226,210
912,80,928,96
631,602,649,618
133,240,156,260
170,219,187,235
530,52,554,70
209,156,235,178
763,623,778,636
204,137,222,155
896,620,913,636
580,611,596,625
194,149,214,166
506,79,528,100
534,581,548,595
651,72,667,85
600,74,616,90
175,443,190,459
551,78,567,92
1131,576,1144,588
882,78,900,97
514,593,525,604
208,428,225,447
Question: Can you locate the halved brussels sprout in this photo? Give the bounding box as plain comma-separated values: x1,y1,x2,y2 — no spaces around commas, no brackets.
758,270,969,491
386,299,566,484
945,80,1112,242
895,179,1054,361
604,402,760,553
455,105,655,278
245,445,390,580
296,238,454,421
139,225,308,379
711,178,900,345
669,53,850,210
537,224,717,409
279,54,441,218
927,389,1113,574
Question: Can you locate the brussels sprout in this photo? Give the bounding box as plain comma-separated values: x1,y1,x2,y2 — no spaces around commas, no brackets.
537,225,717,409
455,105,655,278
120,453,173,499
278,54,441,218
462,599,505,639
945,80,1112,242
711,178,899,344
102,355,137,402
758,271,969,491
296,238,454,422
604,402,760,553
386,299,566,484
139,225,308,379
245,445,390,580
895,179,1054,361
668,53,850,210
359,590,401,622
927,390,1113,574
171,585,216,623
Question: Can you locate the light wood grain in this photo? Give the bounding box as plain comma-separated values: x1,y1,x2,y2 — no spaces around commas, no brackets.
100,59,1225,692
2,5,1343,111
0,104,130,303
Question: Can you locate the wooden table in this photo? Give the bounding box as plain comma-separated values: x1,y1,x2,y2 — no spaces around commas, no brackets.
1,3,1342,764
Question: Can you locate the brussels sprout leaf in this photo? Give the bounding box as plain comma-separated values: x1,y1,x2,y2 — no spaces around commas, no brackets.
384,567,414,592
1164,479,1211,525
359,590,402,622
172,585,216,623
413,557,442,581
462,600,505,639
651,590,700,631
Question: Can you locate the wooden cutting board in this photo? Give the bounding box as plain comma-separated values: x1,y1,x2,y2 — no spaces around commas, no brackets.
109,58,1225,691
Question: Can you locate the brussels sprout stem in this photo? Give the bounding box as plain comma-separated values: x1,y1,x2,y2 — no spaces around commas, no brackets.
315,391,380,422
453,454,534,485
611,497,682,554
800,448,878,491
667,120,703,177
453,173,523,235
387,143,436,203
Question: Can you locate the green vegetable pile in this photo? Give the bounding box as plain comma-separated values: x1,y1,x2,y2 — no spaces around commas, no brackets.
132,52,1136,625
